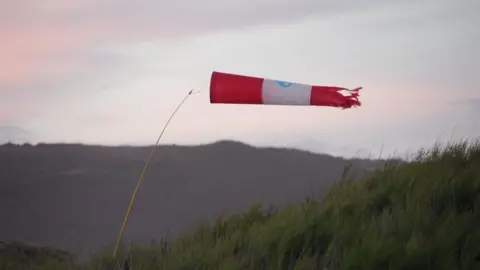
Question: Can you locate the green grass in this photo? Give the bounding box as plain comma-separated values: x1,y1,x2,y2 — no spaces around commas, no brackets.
2,140,480,270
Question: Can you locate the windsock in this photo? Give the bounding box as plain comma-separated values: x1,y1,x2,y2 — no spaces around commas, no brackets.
210,71,361,109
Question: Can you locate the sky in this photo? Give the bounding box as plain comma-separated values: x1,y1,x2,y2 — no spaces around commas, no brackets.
1,0,479,157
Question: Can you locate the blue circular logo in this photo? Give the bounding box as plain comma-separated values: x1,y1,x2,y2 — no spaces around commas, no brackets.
275,81,293,88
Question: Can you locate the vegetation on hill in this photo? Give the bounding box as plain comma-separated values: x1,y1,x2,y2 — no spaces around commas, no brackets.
0,241,74,270
2,140,479,270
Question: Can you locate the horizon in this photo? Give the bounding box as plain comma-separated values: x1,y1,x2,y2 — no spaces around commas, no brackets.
2,0,479,158
1,137,471,162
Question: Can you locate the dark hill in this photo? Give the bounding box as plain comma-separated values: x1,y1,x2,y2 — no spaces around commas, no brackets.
0,140,385,256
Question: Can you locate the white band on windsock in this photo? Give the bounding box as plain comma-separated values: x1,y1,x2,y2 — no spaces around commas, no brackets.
261,79,312,105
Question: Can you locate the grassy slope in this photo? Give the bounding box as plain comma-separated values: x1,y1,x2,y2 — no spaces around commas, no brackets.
2,140,480,270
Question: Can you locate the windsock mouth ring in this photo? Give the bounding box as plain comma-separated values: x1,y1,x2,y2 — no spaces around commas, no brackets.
209,71,217,103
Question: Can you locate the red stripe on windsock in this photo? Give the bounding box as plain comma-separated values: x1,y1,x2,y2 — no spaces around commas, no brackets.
210,71,263,104
310,86,361,109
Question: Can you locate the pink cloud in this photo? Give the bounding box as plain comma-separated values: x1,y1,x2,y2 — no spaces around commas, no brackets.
1,17,124,89
1,1,176,91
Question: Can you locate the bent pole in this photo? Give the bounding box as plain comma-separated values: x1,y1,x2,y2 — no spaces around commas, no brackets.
112,89,195,259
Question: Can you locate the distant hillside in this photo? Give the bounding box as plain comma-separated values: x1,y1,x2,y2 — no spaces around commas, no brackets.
0,240,73,269
0,141,386,257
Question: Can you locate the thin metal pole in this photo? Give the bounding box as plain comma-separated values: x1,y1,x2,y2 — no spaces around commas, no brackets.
112,90,195,259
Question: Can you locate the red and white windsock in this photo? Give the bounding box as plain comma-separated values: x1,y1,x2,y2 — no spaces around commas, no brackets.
210,71,361,109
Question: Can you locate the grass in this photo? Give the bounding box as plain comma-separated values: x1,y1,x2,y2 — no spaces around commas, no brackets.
2,140,480,270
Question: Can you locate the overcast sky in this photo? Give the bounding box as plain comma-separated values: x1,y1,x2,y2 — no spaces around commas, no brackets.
1,0,479,157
